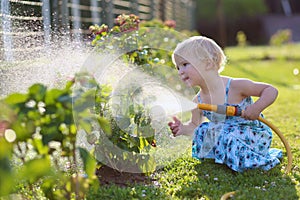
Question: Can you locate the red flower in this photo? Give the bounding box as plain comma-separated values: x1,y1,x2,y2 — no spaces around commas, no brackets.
115,14,140,32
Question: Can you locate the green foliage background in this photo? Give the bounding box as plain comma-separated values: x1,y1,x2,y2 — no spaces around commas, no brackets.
196,0,267,22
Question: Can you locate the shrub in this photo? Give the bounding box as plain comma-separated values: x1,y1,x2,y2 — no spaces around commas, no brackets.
0,80,100,199
85,14,199,174
236,31,248,47
270,29,292,46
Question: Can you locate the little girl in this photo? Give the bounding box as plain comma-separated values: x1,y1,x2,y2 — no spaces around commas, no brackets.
168,36,282,172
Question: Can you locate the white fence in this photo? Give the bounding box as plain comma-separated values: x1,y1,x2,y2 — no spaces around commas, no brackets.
0,0,196,61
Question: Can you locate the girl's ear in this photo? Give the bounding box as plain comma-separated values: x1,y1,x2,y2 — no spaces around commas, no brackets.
204,59,215,71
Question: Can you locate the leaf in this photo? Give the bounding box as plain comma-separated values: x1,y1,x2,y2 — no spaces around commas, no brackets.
41,125,63,144
32,138,49,155
57,94,71,103
27,110,41,120
78,147,97,178
11,121,33,141
97,117,111,135
78,119,92,134
138,137,149,151
137,154,156,173
0,101,15,121
73,89,96,112
65,80,74,89
0,167,14,196
41,178,57,200
0,138,13,159
116,116,131,129
44,105,58,115
29,84,47,101
45,89,64,105
4,93,28,105
70,124,77,134
18,157,52,183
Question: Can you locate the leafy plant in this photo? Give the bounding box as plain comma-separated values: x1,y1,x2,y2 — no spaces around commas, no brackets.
236,31,248,47
270,29,292,46
0,80,100,199
89,14,187,69
73,74,157,173
85,14,195,173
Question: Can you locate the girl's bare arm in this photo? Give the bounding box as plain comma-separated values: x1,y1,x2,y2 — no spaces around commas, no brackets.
232,79,278,120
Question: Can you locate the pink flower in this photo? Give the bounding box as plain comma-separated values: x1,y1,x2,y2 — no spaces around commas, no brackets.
115,14,140,32
164,20,176,28
0,120,10,136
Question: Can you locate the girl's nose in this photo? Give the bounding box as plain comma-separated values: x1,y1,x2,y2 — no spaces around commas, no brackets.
178,68,184,75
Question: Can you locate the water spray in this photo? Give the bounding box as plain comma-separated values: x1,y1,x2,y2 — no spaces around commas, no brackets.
197,103,292,174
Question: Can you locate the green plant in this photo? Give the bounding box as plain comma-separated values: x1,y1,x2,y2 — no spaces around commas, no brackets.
236,31,248,47
75,75,158,173
85,14,195,173
0,80,101,199
270,29,292,46
89,14,188,68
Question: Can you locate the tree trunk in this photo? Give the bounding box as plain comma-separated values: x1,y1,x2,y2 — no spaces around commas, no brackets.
217,0,226,47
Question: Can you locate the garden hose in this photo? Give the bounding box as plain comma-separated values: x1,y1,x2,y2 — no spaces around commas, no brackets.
220,191,236,200
196,103,293,200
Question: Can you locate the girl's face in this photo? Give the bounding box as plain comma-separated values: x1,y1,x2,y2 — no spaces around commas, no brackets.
173,55,203,87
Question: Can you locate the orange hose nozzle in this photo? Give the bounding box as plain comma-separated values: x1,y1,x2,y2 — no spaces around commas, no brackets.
197,103,218,112
197,104,242,116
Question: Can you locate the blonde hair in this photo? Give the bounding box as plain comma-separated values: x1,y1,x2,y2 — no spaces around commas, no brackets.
172,36,227,72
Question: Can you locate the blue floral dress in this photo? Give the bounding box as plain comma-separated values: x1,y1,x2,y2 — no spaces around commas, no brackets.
192,79,282,172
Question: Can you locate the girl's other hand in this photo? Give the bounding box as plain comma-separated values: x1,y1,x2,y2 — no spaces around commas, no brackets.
168,116,183,137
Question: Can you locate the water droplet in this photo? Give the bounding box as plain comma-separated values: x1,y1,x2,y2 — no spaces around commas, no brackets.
4,129,16,143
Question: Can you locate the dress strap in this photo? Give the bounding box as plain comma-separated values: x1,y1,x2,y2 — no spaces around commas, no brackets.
198,79,232,103
225,78,232,103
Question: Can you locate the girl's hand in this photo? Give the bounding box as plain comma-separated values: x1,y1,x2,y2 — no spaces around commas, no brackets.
168,116,183,137
242,104,261,120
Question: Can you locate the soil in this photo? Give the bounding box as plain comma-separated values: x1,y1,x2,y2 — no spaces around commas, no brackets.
96,165,156,187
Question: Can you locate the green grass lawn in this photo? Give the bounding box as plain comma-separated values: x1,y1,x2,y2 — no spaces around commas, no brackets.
88,44,300,200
